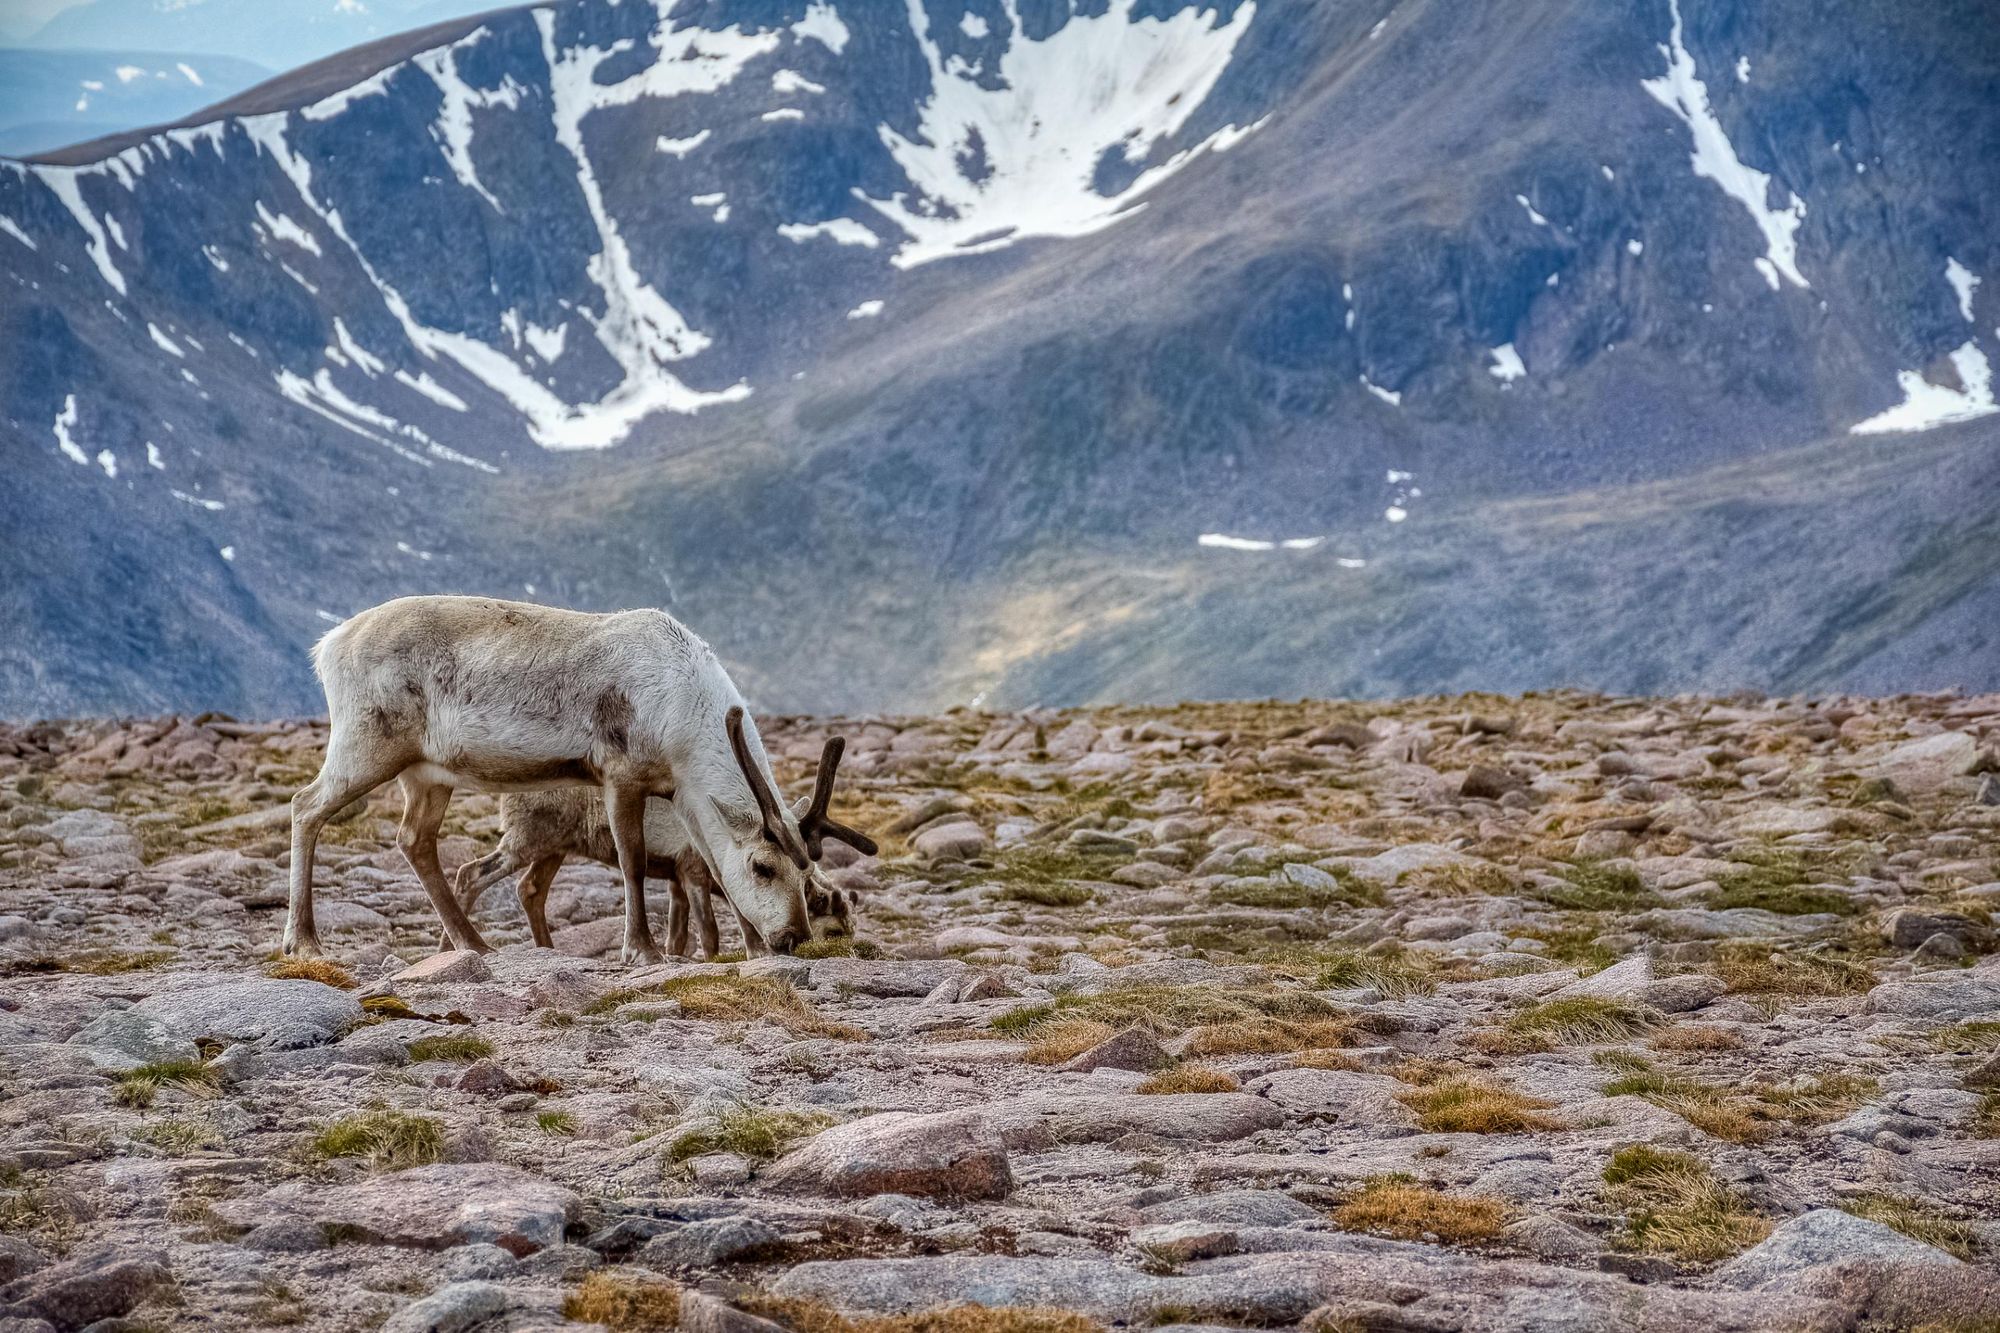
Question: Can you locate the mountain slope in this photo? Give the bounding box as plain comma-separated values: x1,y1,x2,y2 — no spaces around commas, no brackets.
2,0,1998,718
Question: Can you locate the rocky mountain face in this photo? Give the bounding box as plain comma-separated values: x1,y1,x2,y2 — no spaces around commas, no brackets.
1,691,1998,1327
2,0,1998,717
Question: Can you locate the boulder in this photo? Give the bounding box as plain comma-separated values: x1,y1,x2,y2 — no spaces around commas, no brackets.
984,1092,1284,1148
1863,972,2000,1021
912,822,990,861
214,1164,580,1256
0,1244,167,1332
1243,1069,1419,1130
1863,731,1980,793
761,1110,1012,1202
394,951,493,984
1713,1209,1961,1290
1138,1190,1318,1228
121,978,360,1050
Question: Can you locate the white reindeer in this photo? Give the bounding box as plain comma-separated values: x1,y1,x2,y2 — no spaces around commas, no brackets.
287,595,851,963
447,739,872,958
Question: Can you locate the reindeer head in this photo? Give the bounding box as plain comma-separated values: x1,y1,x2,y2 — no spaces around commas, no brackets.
704,708,875,953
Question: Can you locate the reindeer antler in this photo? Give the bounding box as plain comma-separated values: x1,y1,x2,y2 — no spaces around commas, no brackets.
726,706,810,868
795,736,879,860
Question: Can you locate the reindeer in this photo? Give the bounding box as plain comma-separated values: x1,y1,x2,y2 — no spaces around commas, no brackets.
288,596,854,963
447,739,873,958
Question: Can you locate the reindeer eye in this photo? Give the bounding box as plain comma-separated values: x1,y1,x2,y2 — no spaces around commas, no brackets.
751,860,778,881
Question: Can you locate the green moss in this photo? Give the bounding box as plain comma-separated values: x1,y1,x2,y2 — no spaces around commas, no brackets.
1532,862,1660,912
1602,1146,1770,1262
1302,947,1436,996
536,1111,578,1137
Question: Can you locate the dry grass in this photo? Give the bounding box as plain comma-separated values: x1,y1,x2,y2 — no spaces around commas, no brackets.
1396,1079,1561,1134
1473,997,1658,1053
1598,1063,1763,1143
743,1296,1100,1333
264,958,356,988
563,1272,681,1331
1976,1093,2000,1138
1601,1146,1771,1262
1331,1176,1506,1244
1180,1016,1354,1057
1291,1049,1364,1071
1022,1020,1117,1066
664,1106,831,1164
1932,1021,2000,1054
593,975,867,1042
1136,1066,1240,1094
992,985,1344,1036
309,1110,445,1170
1707,944,1874,998
1651,1024,1745,1052
36,949,174,976
1297,947,1436,997
1840,1193,1982,1260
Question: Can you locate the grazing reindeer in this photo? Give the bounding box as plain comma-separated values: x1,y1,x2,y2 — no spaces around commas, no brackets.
448,739,874,958
288,596,840,963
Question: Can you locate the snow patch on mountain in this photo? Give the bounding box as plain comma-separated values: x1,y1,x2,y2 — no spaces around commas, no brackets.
864,0,1261,269
413,30,523,212
779,217,879,247
1851,341,1998,434
1642,0,1807,290
1489,343,1525,382
52,395,89,467
1945,258,1980,323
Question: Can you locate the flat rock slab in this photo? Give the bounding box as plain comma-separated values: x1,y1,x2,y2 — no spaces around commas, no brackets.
771,1249,1848,1331
215,1164,580,1256
984,1092,1284,1148
109,978,360,1051
1244,1069,1419,1131
1863,972,2000,1021
806,958,966,997
761,1110,1012,1202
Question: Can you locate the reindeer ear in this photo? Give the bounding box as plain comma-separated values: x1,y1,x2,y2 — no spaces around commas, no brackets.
708,794,759,839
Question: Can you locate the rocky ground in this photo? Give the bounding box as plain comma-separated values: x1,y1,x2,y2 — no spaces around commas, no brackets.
2,692,1999,1332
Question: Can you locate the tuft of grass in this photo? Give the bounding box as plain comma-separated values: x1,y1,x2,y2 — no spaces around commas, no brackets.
1331,1175,1506,1245
1840,1193,1982,1260
792,937,883,960
1507,922,1621,975
112,1059,219,1110
1932,1021,2000,1054
1305,947,1436,997
1180,1016,1353,1057
1292,1049,1364,1071
309,1110,445,1170
42,949,174,976
1973,1093,2000,1138
1136,1066,1240,1094
1396,1079,1561,1134
645,975,865,1041
404,1034,494,1063
1599,1062,1762,1143
1753,1071,1877,1125
130,1117,219,1155
536,1111,577,1137
981,844,1123,906
1209,867,1377,911
264,958,356,988
1022,1019,1117,1066
1704,881,1858,917
742,1296,1101,1333
563,1272,682,1331
1651,1024,1744,1052
1406,861,1518,898
1502,996,1657,1046
1601,1146,1771,1262
1707,944,1874,998
1531,862,1659,912
664,1106,831,1164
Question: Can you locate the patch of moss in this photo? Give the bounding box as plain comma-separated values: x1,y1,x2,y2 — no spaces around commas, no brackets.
1501,996,1658,1046
1531,862,1660,912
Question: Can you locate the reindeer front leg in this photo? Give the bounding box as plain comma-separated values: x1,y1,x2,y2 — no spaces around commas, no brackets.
606,784,663,965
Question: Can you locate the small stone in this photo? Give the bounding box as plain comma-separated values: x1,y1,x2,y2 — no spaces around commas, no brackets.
237,1219,327,1253
912,821,990,861
636,1217,780,1268
1132,1220,1237,1263
0,1237,48,1284
1061,1026,1170,1074
761,1109,1012,1202
454,1061,525,1096
0,1245,168,1332
394,951,493,984
1460,765,1528,800
679,1290,790,1333
688,1153,753,1188
379,1281,510,1333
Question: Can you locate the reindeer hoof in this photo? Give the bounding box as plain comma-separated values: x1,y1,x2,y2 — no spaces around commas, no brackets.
284,935,324,960
622,937,665,966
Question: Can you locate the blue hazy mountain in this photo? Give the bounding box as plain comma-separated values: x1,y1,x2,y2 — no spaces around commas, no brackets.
2,0,1997,717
